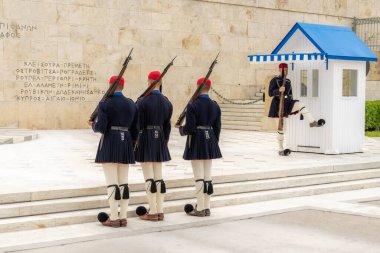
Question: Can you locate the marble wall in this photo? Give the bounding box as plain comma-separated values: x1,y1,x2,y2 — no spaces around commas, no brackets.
0,0,379,129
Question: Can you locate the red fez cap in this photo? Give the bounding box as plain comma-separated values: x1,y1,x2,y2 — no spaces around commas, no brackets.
197,77,211,87
148,71,161,81
109,76,124,86
279,63,288,69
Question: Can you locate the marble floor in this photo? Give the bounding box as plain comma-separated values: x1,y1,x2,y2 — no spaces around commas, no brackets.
0,129,379,194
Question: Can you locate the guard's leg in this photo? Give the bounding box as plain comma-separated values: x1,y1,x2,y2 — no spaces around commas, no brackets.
153,163,166,221
118,164,129,226
275,118,285,151
204,160,213,216
141,163,158,221
102,163,120,223
292,101,324,127
275,118,291,156
292,101,315,123
190,160,206,216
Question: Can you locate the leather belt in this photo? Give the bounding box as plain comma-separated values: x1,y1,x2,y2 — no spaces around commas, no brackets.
146,125,162,130
197,126,212,130
110,126,129,131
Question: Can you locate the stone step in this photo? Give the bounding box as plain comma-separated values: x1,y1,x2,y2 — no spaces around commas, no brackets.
222,116,262,122
222,120,262,126
222,111,264,117
220,107,264,113
1,161,378,205
218,98,263,103
1,168,380,219
2,177,380,233
0,128,38,145
222,124,262,131
219,102,264,109
256,92,264,97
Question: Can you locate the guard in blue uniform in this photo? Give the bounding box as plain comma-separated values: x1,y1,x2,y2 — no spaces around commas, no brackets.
178,77,222,217
135,71,173,221
268,63,324,156
89,76,138,228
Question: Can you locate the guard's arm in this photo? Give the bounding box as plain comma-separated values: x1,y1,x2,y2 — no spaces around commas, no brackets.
179,103,196,136
213,105,222,142
268,78,280,97
92,102,108,134
163,102,173,143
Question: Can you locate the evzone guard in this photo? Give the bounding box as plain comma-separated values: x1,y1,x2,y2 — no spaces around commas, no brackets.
268,63,325,156
134,71,173,221
89,76,138,227
177,77,222,217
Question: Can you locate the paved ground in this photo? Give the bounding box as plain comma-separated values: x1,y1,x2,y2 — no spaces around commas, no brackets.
14,209,380,253
0,128,37,145
0,129,379,194
363,200,380,206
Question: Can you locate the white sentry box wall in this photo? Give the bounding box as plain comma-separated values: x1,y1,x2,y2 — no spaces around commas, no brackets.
277,30,366,154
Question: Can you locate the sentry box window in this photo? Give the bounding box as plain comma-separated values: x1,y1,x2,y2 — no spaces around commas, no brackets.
342,69,358,97
300,70,308,97
300,69,319,98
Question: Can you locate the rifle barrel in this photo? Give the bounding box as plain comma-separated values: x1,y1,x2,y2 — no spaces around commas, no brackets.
175,52,219,126
138,56,177,99
89,48,133,121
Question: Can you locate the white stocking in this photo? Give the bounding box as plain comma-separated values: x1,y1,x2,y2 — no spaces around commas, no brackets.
274,118,286,151
204,160,212,209
292,102,315,123
142,163,157,214
153,163,165,214
102,164,119,220
191,160,205,211
118,164,129,219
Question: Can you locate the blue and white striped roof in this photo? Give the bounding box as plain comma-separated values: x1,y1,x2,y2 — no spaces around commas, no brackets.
248,53,326,64
248,22,377,64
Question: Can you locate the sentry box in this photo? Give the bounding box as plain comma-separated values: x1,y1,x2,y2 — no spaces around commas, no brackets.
248,23,378,154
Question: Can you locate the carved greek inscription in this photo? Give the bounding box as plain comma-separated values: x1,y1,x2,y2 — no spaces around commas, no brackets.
15,61,103,102
0,22,38,39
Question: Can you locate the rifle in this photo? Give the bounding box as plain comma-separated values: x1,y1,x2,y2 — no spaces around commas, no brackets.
138,56,177,99
89,48,133,122
175,52,220,126
277,68,286,131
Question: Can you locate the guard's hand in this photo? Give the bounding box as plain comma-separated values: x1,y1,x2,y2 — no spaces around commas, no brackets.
87,121,94,127
279,86,285,92
174,124,180,128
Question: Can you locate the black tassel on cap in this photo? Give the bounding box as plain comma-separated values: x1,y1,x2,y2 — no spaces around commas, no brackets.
146,179,157,193
119,184,129,199
107,184,121,200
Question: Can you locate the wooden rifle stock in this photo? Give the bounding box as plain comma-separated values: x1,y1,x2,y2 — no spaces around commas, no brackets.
138,56,177,99
277,69,286,131
89,48,133,121
175,52,220,126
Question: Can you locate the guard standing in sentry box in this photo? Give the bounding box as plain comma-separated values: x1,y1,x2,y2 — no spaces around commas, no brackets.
134,71,173,222
177,77,222,217
268,63,325,156
89,75,138,228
